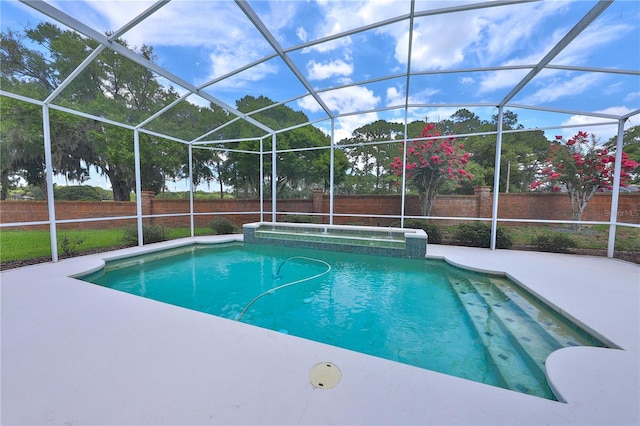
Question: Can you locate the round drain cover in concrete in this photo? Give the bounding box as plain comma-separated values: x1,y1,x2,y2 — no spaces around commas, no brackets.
309,362,341,389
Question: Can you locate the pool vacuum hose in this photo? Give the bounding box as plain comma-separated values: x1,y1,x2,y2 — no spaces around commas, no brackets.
235,256,331,321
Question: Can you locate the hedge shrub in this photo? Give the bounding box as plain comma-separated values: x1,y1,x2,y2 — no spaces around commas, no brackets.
208,217,238,234
453,222,513,249
122,224,168,245
531,232,578,253
280,214,320,224
399,219,443,244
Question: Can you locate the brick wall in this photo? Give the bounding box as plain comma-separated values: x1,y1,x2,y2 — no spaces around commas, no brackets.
0,200,136,230
497,192,639,224
1,190,638,230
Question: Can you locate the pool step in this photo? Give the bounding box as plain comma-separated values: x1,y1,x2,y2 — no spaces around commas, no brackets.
464,278,563,386
486,277,592,349
448,277,553,398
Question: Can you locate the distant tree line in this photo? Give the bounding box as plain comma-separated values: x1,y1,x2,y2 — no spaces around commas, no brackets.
0,23,344,201
337,109,563,197
1,23,638,203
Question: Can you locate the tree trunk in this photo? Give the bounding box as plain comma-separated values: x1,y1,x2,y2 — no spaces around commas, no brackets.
40,178,49,201
1,170,9,200
417,170,441,217
106,169,132,201
111,181,131,201
568,186,599,230
419,186,438,217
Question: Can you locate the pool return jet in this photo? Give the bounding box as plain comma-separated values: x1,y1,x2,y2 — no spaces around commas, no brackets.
235,256,331,322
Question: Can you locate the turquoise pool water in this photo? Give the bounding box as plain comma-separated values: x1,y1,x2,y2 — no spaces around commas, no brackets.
79,243,605,400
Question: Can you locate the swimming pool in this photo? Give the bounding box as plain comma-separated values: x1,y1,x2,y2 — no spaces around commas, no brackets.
78,242,605,400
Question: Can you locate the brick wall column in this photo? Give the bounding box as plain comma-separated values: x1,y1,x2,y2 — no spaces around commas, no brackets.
474,186,492,217
140,191,155,217
312,189,324,214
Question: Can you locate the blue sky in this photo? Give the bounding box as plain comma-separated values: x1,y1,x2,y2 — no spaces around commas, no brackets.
2,0,639,190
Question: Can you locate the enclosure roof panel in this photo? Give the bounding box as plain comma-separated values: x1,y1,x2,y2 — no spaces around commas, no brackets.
1,0,638,140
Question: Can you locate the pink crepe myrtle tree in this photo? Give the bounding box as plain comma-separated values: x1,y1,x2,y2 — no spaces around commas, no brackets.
530,131,639,224
391,121,473,216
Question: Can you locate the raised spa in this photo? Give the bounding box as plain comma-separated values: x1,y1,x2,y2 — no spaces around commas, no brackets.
77,241,606,401
243,222,427,258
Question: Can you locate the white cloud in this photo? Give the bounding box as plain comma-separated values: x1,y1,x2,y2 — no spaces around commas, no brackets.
386,85,439,107
402,21,473,69
307,59,353,80
475,25,569,94
304,36,352,55
561,106,634,141
296,27,308,43
184,93,213,109
357,0,408,24
553,18,634,66
49,0,155,34
77,1,276,85
87,1,241,48
205,51,278,88
333,113,380,142
314,86,381,116
477,69,529,94
300,0,407,54
475,20,576,94
387,1,564,71
297,1,359,53
298,85,380,140
297,95,324,113
602,82,625,96
476,1,570,65
313,1,370,37
309,113,381,143
625,91,640,102
257,0,299,41
596,106,634,117
476,4,632,96
524,73,603,104
386,86,404,106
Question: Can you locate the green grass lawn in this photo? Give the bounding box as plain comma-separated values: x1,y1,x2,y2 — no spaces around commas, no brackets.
0,227,217,263
0,229,125,262
1,229,53,261
1,224,637,265
505,224,639,251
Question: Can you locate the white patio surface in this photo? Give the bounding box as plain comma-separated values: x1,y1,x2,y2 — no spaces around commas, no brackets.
1,236,638,425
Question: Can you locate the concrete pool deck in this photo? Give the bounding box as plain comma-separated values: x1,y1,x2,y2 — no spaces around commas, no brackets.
1,236,638,425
